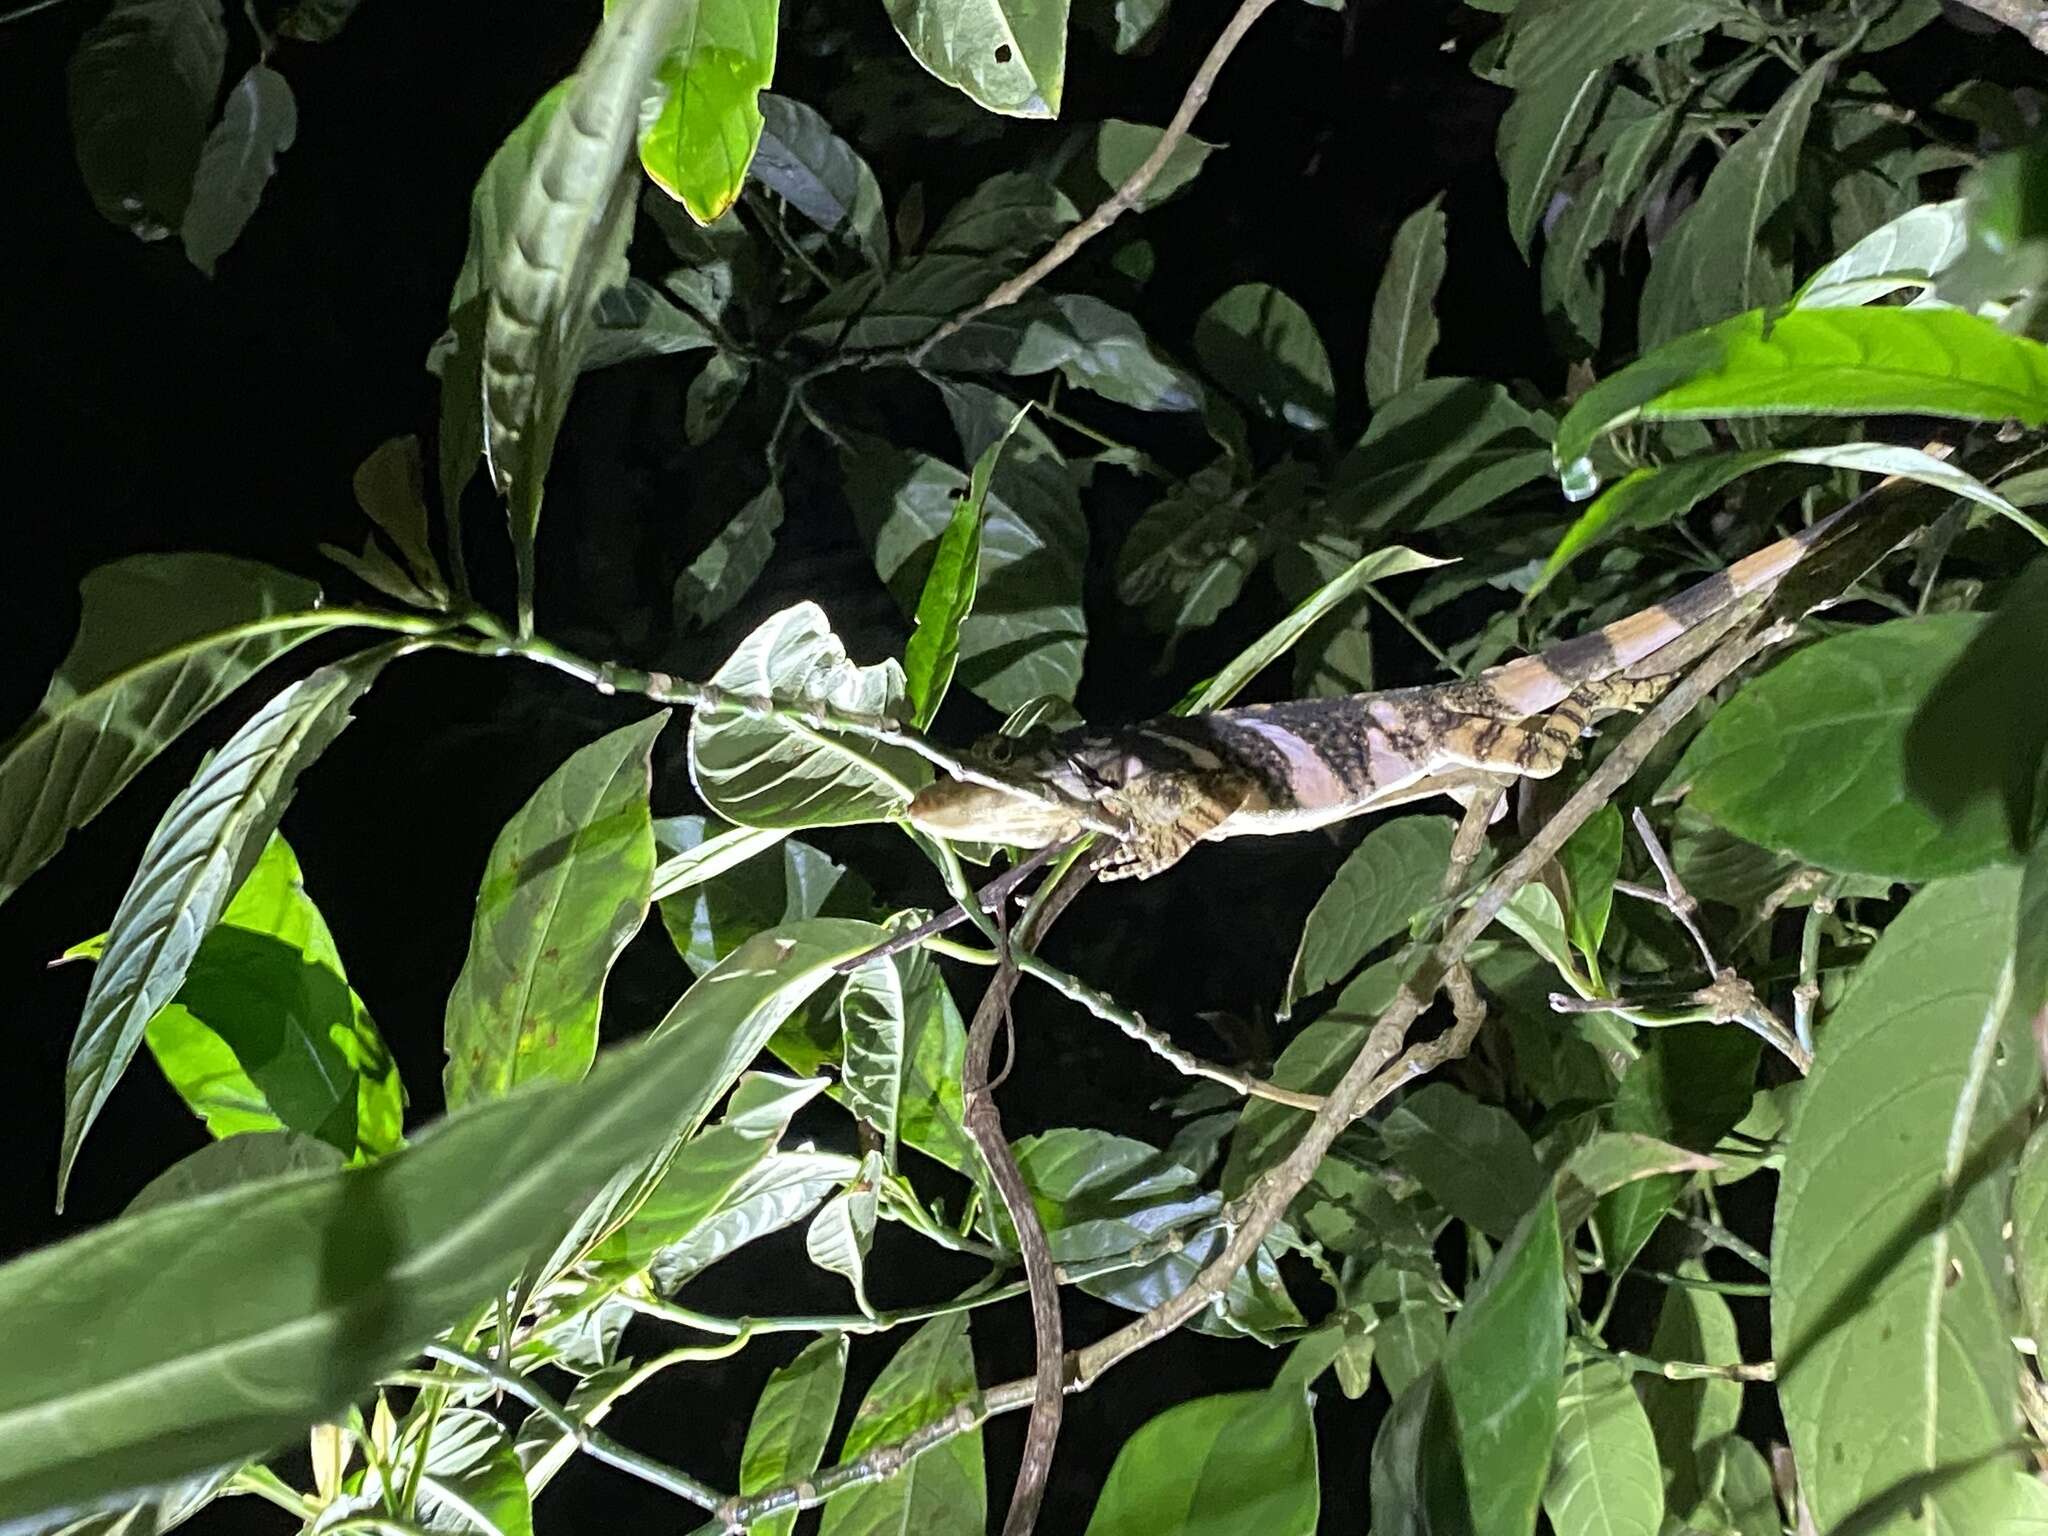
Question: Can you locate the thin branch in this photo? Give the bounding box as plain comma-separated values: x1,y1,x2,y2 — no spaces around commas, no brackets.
1626,805,1719,973
422,1345,725,1511
907,0,1282,365
833,839,1078,974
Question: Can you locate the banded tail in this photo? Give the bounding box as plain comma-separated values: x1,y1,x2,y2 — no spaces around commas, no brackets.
1480,445,1949,718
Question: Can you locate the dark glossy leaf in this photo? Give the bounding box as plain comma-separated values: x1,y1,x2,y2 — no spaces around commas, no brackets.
1081,1387,1318,1536
1283,816,1453,1014
61,656,385,1206
121,835,404,1158
276,0,364,40
675,484,784,629
0,555,328,910
845,420,1086,712
1904,553,2048,850
1325,377,1554,533
179,64,295,275
348,436,448,605
687,603,930,828
1776,867,2042,1533
1552,309,2048,493
1671,616,2012,880
1639,51,1836,347
685,352,752,444
752,93,888,266
636,0,779,225
1367,194,1447,406
1543,1351,1661,1536
817,1314,984,1536
740,1335,848,1536
1193,283,1334,431
443,714,664,1108
1499,68,1602,258
1076,119,1214,211
67,0,226,239
1380,1083,1543,1240
0,976,799,1530
1117,463,1264,641
1542,105,1678,351
1369,1367,1470,1536
1501,0,1722,87
1442,1190,1566,1536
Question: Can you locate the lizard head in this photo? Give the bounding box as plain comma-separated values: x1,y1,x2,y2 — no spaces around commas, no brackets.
905,735,1129,847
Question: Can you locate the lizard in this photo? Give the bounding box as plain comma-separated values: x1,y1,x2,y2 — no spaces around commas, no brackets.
904,490,1892,882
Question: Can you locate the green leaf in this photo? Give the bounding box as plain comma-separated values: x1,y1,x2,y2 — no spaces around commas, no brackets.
817,1314,984,1536
1557,1132,1721,1231
482,2,685,615
1795,198,1968,309
1380,1083,1544,1240
443,714,664,1109
1556,804,1621,965
1501,0,1723,88
1117,463,1265,642
0,971,799,1530
1640,1270,1740,1519
807,1150,882,1314
1543,105,1679,351
1592,1026,1756,1276
2012,1120,2048,1343
1078,119,1214,212
1442,1190,1566,1536
687,602,931,828
1283,816,1454,1014
635,0,779,225
1499,68,1603,258
349,436,449,605
1222,1018,1361,1199
740,1335,848,1536
649,1148,857,1292
845,423,1086,712
881,0,1065,118
127,1130,344,1212
61,656,385,1207
1325,377,1554,532
1370,1368,1471,1536
66,0,226,238
1179,544,1450,713
1081,1387,1319,1536
1367,194,1448,407
655,815,875,974
595,1071,827,1272
1193,283,1335,431
686,351,752,443
1543,1352,1662,1536
1775,867,2043,1533
1552,308,2048,491
1671,615,2012,880
931,172,1076,257
117,834,404,1158
1638,50,1837,347
752,93,889,267
1531,441,2028,599
410,1409,532,1536
276,0,364,40
841,948,948,1168
675,484,785,629
1904,554,2048,850
903,404,1029,727
179,64,296,276
0,555,331,910
1362,1263,1448,1401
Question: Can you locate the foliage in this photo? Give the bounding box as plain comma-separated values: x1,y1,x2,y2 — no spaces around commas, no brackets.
17,1,2048,1534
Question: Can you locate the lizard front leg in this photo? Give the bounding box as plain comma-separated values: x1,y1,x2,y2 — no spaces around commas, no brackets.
1098,770,1254,881
1438,675,1673,779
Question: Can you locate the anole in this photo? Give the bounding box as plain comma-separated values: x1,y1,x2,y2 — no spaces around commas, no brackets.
906,482,1907,881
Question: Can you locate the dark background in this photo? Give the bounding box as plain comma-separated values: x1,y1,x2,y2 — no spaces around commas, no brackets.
0,0,1927,1527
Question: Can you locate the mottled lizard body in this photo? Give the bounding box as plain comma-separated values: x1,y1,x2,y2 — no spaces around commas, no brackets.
907,505,1858,880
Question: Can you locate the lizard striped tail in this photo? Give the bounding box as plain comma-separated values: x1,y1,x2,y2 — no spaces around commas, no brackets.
1480,445,1947,718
